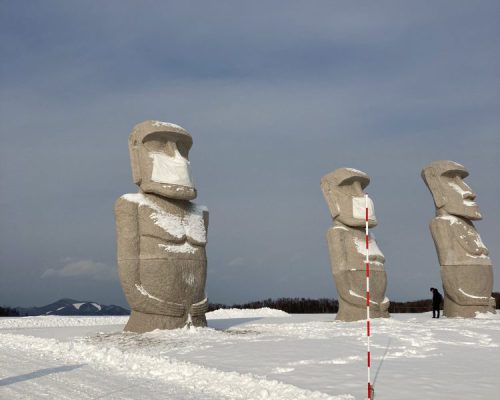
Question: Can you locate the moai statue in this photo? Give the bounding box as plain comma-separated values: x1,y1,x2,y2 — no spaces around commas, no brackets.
321,168,390,322
421,160,495,317
115,120,209,333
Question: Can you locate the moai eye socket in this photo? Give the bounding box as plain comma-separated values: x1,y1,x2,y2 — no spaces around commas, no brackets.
176,140,190,159
142,133,191,159
339,179,364,196
143,133,168,152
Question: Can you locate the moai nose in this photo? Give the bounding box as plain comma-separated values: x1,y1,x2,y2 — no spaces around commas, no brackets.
164,141,177,156
466,191,477,201
352,180,363,195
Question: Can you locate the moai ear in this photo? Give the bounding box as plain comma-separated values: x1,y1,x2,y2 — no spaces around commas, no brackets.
320,180,340,219
421,168,446,209
129,139,142,185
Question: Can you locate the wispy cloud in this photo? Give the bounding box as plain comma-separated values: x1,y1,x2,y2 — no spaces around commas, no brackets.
227,257,246,267
41,260,117,281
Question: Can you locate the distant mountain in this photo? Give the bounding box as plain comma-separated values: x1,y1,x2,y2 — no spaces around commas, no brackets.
16,298,130,316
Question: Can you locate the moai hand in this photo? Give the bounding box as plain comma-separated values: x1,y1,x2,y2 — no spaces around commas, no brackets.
421,160,495,317
115,121,209,333
321,168,390,322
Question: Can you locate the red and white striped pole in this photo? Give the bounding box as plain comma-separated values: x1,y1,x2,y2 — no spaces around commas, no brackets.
365,194,372,400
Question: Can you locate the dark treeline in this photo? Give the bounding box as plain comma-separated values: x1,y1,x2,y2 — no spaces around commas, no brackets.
0,306,20,317
209,292,500,314
389,299,432,313
209,298,339,314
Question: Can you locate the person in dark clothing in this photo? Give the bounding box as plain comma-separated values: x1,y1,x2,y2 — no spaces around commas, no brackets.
430,288,443,318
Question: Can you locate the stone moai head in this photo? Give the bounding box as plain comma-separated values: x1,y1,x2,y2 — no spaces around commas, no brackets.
320,167,377,228
421,160,481,220
128,120,196,200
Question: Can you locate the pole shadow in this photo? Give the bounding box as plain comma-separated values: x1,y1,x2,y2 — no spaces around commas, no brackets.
0,364,84,386
208,317,262,330
373,337,391,387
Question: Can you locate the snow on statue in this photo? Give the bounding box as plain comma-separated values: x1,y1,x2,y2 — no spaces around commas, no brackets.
320,168,390,322
421,160,495,317
115,120,209,333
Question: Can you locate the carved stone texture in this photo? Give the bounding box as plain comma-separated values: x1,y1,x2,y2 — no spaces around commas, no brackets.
321,168,390,322
115,120,209,333
422,160,495,317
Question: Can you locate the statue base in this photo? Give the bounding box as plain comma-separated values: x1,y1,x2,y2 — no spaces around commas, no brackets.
443,296,496,318
336,299,390,322
124,310,207,333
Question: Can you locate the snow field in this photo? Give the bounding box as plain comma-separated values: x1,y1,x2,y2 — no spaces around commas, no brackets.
1,310,499,399
206,307,290,319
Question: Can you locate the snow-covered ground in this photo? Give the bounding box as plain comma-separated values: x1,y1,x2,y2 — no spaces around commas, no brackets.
205,307,289,319
1,309,499,399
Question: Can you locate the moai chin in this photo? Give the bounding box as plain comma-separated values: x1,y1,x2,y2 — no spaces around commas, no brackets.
321,168,390,322
421,160,495,317
114,120,209,333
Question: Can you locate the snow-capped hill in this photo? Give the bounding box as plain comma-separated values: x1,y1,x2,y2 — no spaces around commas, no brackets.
16,298,129,316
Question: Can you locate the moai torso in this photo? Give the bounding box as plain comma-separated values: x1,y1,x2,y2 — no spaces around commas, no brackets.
430,215,491,267
116,193,208,307
115,121,209,333
326,225,385,273
321,168,390,322
422,160,495,317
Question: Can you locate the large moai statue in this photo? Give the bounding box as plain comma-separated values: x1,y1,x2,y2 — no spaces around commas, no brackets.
421,160,495,317
321,168,390,322
115,120,209,333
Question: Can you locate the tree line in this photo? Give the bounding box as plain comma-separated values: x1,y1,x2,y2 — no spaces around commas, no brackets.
209,292,500,314
0,306,20,317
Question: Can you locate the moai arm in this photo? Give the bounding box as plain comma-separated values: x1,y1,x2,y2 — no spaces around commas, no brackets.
335,273,368,307
327,228,367,308
429,218,452,266
115,197,184,316
198,208,209,258
187,207,209,316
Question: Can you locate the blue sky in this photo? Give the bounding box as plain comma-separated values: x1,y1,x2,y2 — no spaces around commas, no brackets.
1,1,499,307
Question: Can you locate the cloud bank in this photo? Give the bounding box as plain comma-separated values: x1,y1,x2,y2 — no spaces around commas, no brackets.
1,1,498,307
